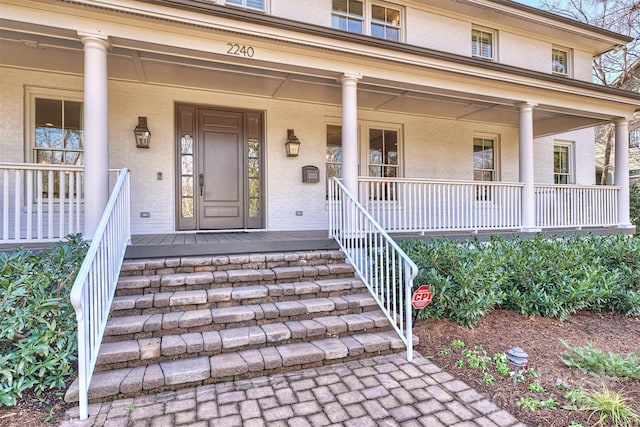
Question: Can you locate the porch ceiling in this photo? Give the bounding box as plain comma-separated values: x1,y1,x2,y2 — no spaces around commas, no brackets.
0,22,613,137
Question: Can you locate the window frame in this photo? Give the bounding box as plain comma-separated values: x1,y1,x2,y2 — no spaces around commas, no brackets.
325,120,404,201
224,0,268,12
25,87,84,165
553,141,574,185
471,25,497,61
473,134,500,202
552,46,571,77
332,0,404,42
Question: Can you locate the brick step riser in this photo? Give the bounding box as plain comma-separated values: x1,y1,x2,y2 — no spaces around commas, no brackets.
111,287,369,318
114,271,356,298
103,304,381,342
119,251,348,278
95,325,394,372
68,330,411,404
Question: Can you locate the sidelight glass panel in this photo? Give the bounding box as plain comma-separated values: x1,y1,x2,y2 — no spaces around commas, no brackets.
180,134,194,218
247,137,261,219
181,135,193,154
182,177,193,197
181,198,193,218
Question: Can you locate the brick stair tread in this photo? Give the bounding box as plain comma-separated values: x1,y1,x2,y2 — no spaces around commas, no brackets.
65,330,419,403
96,311,394,367
111,277,366,315
104,294,379,339
119,250,347,275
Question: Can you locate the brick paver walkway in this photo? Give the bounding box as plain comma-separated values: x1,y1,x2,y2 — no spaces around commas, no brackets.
61,352,525,427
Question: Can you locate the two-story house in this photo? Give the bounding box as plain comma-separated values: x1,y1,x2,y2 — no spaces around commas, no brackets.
2,0,639,243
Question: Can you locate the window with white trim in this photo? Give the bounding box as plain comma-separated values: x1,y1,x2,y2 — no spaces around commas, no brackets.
554,143,573,184
473,136,498,201
332,0,402,42
225,0,266,11
326,122,402,199
552,47,570,76
26,88,84,198
629,127,639,149
471,27,496,60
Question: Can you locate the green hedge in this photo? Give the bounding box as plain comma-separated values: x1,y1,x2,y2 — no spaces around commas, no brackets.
0,235,88,406
401,234,640,328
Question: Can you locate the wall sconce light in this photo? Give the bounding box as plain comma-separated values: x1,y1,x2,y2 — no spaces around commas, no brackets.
285,129,301,157
134,116,151,148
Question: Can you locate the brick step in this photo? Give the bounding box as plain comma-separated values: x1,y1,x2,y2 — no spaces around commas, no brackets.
65,330,418,404
111,277,367,317
95,311,393,370
118,250,347,277
103,294,379,342
115,263,355,296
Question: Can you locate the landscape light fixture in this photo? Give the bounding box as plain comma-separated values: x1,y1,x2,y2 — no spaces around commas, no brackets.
506,347,528,387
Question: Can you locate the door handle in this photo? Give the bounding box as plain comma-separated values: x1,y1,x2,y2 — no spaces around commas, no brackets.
199,173,204,196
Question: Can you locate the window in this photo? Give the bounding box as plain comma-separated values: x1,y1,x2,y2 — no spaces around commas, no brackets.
225,0,266,11
34,98,83,165
630,127,640,149
368,128,398,178
552,47,570,76
554,144,573,184
473,137,497,201
332,0,402,41
471,27,495,60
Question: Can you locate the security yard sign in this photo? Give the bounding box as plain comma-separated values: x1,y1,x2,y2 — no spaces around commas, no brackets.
411,285,433,310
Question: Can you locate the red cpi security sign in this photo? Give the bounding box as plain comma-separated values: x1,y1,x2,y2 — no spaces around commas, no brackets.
411,285,433,309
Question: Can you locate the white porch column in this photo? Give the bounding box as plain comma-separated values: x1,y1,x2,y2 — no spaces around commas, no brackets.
614,118,633,228
80,34,110,240
338,73,361,196
518,103,539,232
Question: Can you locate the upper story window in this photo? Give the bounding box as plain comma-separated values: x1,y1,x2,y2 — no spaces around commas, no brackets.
472,27,496,60
225,0,266,11
332,0,402,42
554,143,573,184
552,47,570,76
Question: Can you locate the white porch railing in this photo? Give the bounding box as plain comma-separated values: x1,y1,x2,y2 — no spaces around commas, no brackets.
69,168,131,421
359,177,523,232
535,184,619,228
0,163,84,242
329,178,418,361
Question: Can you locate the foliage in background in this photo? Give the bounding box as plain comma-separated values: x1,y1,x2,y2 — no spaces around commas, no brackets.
561,341,640,380
400,234,640,327
630,184,640,233
0,235,88,406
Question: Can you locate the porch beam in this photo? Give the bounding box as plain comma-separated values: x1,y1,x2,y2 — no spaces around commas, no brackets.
518,102,540,232
339,73,361,196
615,118,633,228
80,33,111,240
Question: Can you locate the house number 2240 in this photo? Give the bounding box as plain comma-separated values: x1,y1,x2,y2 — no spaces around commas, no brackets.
226,43,255,57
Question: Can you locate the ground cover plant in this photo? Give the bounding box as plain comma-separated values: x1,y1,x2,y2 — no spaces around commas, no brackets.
0,235,88,413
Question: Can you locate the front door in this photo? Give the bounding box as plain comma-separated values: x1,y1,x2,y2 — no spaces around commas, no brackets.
176,104,264,230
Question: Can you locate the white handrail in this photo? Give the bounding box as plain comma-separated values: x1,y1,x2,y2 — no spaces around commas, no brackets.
358,177,523,232
69,168,131,421
329,177,418,361
534,184,619,228
0,163,84,242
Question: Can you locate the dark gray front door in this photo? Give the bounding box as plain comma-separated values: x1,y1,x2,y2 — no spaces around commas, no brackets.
176,105,263,230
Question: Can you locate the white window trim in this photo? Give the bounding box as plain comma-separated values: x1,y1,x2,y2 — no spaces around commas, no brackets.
552,46,572,77
361,121,403,179
473,133,500,181
24,86,84,164
471,25,498,61
223,0,269,13
553,141,575,184
332,0,405,42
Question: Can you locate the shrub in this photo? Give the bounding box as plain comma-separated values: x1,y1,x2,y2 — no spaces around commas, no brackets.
399,234,640,327
0,234,88,406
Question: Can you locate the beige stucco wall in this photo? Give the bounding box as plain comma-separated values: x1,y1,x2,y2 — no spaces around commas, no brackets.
1,65,599,234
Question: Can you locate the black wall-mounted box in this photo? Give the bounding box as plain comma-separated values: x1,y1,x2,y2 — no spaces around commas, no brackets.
302,165,320,183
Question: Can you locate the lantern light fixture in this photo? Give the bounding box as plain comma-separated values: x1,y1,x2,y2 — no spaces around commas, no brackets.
134,116,151,148
285,129,301,157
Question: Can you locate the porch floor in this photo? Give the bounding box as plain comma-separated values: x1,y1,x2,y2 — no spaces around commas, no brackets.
125,230,338,259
